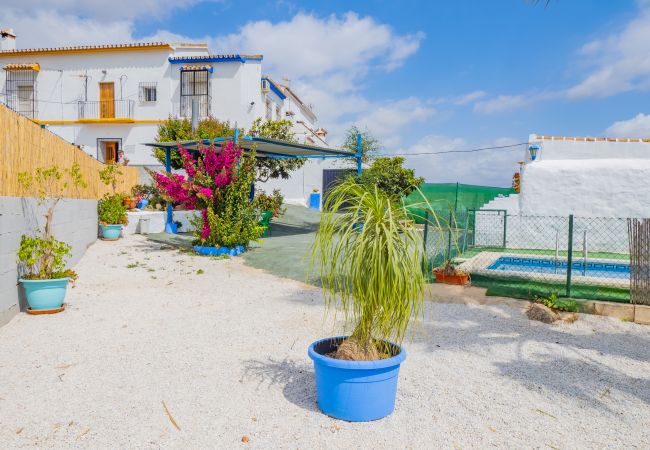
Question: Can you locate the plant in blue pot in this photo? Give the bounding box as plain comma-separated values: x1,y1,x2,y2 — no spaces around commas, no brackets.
98,194,128,240
310,178,427,422
16,164,85,312
17,235,77,312
98,165,128,240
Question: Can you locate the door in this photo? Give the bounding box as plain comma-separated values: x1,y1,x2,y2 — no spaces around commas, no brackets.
322,169,355,208
99,82,115,118
104,141,117,164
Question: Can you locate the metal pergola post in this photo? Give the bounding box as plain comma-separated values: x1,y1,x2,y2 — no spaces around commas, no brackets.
164,147,176,233
356,132,362,177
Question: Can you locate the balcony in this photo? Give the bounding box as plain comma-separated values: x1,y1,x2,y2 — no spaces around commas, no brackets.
77,100,135,123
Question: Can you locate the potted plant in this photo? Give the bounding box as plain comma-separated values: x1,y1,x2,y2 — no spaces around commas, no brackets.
309,179,426,421
98,165,128,239
433,260,469,285
98,194,128,240
132,184,156,209
253,189,285,218
16,164,85,312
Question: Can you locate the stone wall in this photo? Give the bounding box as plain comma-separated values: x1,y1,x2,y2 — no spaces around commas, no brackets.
0,197,97,326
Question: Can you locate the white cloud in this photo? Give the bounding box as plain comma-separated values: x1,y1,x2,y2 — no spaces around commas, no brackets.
473,94,529,114
452,90,487,106
398,135,524,186
605,113,650,138
213,13,424,78
2,0,206,21
567,2,650,98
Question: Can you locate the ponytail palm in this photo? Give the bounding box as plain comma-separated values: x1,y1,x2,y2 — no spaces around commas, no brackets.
311,179,426,358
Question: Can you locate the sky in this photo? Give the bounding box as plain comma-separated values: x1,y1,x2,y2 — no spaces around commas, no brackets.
3,0,650,187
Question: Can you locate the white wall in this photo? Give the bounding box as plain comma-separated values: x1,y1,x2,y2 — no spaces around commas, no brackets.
520,159,650,217
526,134,650,163
0,197,97,326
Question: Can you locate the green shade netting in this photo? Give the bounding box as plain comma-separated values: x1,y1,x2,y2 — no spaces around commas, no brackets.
403,183,514,224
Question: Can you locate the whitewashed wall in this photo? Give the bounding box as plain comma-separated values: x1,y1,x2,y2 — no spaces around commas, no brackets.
0,197,97,326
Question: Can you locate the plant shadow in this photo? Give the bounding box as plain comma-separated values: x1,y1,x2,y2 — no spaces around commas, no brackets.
240,357,319,413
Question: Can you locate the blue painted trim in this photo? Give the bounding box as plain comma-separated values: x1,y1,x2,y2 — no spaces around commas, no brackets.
169,55,263,64
261,77,286,100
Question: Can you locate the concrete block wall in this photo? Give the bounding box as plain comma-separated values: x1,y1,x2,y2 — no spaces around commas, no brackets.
0,197,97,326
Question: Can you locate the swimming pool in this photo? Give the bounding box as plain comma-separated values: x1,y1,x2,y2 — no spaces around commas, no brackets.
487,256,630,280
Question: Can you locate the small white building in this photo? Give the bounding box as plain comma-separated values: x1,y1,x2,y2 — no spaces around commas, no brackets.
482,133,650,219
0,29,336,205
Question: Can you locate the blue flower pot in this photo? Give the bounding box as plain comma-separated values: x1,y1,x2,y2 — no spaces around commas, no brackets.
137,198,149,209
100,224,122,240
309,192,321,210
308,337,406,422
19,278,69,310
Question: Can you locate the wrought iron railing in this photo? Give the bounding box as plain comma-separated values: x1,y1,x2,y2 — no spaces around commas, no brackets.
77,100,134,120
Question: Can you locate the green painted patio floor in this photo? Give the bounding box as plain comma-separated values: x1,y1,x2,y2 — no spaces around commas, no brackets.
148,204,321,284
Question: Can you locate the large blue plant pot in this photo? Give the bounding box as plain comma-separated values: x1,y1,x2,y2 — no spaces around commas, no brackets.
100,224,122,240
308,337,406,422
19,278,69,310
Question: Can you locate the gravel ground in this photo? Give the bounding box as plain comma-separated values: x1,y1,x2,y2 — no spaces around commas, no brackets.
1,235,649,449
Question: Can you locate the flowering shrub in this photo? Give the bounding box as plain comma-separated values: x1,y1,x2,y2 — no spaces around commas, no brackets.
154,141,262,247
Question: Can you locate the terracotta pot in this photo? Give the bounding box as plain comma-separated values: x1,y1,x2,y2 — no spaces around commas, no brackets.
123,197,137,209
434,270,469,286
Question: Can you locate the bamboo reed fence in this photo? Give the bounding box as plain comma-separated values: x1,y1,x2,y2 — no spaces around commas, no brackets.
0,104,139,198
628,218,650,306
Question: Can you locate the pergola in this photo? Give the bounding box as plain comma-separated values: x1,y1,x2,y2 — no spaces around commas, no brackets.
145,132,363,233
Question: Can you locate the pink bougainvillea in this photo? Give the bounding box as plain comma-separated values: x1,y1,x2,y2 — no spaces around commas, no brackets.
153,140,262,248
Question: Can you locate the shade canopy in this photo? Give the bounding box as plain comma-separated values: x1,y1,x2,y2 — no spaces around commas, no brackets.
145,135,356,159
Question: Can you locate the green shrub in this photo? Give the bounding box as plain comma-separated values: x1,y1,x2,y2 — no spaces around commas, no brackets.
359,156,424,199
539,293,580,312
253,189,285,217
98,194,128,225
18,234,77,280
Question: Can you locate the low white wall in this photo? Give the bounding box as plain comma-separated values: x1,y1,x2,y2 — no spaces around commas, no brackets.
528,136,650,162
520,159,650,218
125,210,199,235
256,158,342,207
0,197,97,326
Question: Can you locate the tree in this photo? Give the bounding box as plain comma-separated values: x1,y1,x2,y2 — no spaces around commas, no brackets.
340,125,381,165
153,117,235,169
359,156,424,199
249,118,305,182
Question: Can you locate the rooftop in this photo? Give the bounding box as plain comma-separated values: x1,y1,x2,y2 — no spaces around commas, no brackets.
532,134,650,143
0,42,178,56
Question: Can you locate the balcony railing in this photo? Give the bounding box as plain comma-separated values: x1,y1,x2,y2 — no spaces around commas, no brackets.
77,100,134,120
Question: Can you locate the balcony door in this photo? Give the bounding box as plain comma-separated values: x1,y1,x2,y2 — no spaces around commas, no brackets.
99,82,115,119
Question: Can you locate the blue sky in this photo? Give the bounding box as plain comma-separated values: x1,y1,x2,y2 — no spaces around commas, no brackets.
4,0,650,186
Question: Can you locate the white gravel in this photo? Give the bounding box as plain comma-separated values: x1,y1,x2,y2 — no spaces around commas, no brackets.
1,235,649,449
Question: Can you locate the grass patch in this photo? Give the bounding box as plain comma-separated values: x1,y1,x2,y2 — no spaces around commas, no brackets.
196,269,204,275
126,262,139,269
470,274,630,303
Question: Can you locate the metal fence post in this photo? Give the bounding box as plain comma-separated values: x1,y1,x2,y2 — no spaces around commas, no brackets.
502,211,508,248
566,214,574,298
422,210,429,274
446,209,453,259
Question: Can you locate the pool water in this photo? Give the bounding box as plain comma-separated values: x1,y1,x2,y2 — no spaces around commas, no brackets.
487,256,630,280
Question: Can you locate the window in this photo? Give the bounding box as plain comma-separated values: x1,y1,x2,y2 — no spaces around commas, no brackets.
265,98,272,120
276,105,281,121
139,82,157,103
180,70,209,118
5,70,37,118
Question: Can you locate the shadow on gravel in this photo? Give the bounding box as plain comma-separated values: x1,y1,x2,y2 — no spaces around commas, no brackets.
240,358,319,412
414,303,650,408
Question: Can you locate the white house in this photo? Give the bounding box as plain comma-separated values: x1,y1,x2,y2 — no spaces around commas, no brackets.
481,133,650,218
0,29,336,205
